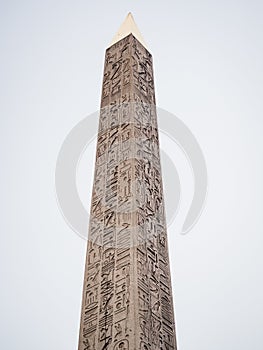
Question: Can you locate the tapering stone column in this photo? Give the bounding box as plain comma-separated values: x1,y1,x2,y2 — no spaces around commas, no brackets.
78,13,177,350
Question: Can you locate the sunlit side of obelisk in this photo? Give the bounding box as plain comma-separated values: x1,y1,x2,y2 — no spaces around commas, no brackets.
78,13,177,350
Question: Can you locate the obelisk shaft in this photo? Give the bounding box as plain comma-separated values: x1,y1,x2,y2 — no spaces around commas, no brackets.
78,24,177,350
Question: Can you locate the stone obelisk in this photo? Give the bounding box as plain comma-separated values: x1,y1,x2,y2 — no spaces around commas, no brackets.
78,13,177,350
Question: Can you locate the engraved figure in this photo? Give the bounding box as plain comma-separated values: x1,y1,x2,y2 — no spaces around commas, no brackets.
114,323,122,339
114,339,129,350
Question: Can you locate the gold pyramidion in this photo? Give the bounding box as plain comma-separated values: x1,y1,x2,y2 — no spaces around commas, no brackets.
110,12,147,49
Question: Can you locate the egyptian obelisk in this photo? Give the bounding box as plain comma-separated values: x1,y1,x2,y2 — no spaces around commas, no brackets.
78,13,177,350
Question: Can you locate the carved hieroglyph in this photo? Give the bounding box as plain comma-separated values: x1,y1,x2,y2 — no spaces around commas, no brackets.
78,33,177,350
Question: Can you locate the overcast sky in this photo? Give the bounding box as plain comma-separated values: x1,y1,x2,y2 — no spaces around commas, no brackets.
1,1,263,350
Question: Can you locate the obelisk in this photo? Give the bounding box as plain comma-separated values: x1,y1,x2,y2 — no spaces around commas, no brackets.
78,13,177,350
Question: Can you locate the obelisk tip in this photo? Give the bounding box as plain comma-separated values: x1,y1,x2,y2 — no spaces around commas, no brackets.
110,13,147,49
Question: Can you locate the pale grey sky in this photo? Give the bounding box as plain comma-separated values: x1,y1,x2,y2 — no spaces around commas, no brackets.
1,1,263,350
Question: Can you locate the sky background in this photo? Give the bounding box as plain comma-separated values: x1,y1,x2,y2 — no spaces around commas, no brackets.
1,1,263,349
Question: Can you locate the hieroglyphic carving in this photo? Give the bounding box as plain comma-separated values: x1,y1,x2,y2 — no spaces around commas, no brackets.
114,339,129,350
78,33,177,350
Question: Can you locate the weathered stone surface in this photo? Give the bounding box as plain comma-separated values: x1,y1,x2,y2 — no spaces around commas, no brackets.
78,32,177,350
